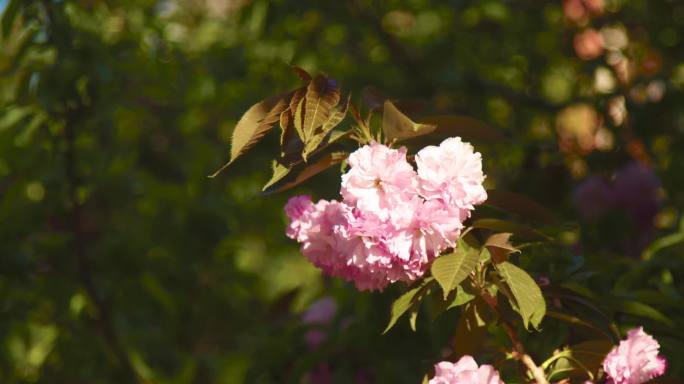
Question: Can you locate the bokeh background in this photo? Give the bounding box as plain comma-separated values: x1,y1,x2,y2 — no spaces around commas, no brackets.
1,0,684,383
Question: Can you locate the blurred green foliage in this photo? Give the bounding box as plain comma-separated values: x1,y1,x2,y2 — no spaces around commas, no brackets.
1,0,684,383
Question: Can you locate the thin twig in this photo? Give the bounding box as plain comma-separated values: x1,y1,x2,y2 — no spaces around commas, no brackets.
480,292,549,384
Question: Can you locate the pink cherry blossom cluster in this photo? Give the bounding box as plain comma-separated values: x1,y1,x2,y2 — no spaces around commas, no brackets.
429,355,503,384
603,327,667,384
285,138,487,291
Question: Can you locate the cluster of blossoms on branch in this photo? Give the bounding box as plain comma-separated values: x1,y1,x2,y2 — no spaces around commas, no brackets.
428,327,666,384
285,137,487,290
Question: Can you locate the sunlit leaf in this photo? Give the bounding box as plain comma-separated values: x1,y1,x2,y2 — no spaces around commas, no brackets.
431,240,479,299
431,284,476,320
409,306,419,331
382,100,436,141
211,92,290,177
447,285,476,310
545,340,613,381
302,93,350,161
0,105,33,131
301,75,340,142
383,278,434,334
495,261,546,330
484,232,519,264
262,151,348,194
261,161,292,192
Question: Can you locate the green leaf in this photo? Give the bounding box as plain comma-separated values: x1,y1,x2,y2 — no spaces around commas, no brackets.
293,94,307,142
431,240,479,299
421,375,429,384
262,151,348,194
431,285,475,320
610,300,674,327
544,340,613,381
382,100,436,141
0,105,33,131
418,115,506,142
471,218,550,242
447,285,476,310
495,261,546,330
261,161,292,191
485,189,555,224
409,306,419,332
383,278,434,334
2,0,21,37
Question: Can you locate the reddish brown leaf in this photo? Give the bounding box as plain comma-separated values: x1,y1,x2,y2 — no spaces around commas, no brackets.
302,75,341,140
383,100,436,141
210,92,290,177
302,93,350,161
262,151,348,194
291,66,312,82
484,232,519,263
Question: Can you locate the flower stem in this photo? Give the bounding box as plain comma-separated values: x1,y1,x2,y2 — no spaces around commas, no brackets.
480,292,549,384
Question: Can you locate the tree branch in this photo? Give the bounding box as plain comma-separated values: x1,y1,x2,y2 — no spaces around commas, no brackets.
40,1,142,382
481,292,549,384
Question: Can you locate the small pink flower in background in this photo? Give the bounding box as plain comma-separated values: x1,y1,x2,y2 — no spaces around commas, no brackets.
429,355,504,384
415,137,487,213
302,296,337,325
574,28,604,60
603,327,667,384
304,329,327,350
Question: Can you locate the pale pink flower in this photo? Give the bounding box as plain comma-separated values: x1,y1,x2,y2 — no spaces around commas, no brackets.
341,142,417,217
415,137,487,213
284,195,314,239
301,296,337,325
603,327,667,384
429,355,504,384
